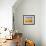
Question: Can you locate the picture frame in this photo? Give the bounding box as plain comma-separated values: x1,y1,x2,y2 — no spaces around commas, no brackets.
23,15,35,25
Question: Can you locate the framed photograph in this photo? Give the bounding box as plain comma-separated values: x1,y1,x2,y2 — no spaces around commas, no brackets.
23,15,35,25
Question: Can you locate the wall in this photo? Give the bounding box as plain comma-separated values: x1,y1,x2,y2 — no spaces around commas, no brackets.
0,0,16,30
13,0,41,46
41,0,46,46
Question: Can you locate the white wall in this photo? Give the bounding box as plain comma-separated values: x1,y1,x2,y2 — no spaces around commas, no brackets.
0,0,16,30
41,0,46,46
13,0,46,46
13,0,41,46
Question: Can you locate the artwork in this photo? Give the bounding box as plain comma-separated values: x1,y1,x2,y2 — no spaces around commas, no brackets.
23,15,35,25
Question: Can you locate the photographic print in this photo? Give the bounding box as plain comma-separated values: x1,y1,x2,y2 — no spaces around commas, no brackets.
23,15,35,25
